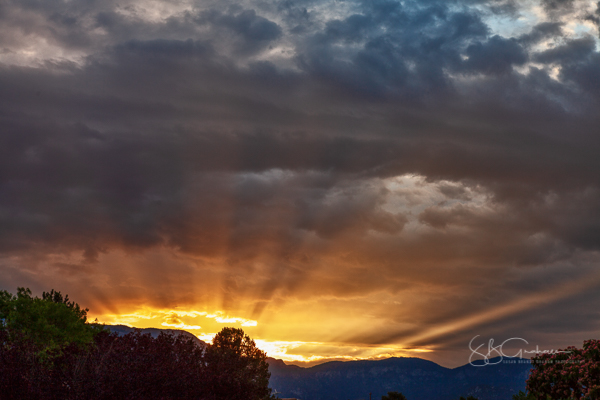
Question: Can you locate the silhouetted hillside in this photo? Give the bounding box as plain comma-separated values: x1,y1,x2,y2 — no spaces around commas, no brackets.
268,356,532,400
106,324,207,348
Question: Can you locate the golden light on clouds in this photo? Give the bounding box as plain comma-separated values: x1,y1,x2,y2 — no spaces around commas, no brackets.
2,0,600,371
91,305,434,364
94,308,257,333
400,269,600,347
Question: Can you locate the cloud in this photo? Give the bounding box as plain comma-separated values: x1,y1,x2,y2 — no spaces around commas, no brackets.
585,2,600,29
542,0,576,12
462,35,528,75
1,0,600,367
196,8,283,55
518,22,564,45
534,35,597,64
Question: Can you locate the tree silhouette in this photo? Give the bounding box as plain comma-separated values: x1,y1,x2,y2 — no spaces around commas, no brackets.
204,327,272,400
382,391,408,400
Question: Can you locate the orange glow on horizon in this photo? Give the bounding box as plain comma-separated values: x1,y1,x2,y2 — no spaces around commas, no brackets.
86,267,600,367
90,306,433,365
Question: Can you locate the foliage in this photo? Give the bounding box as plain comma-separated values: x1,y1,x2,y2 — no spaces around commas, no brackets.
382,392,408,400
204,327,272,400
512,391,537,400
526,339,600,400
79,330,207,400
0,328,38,399
1,328,207,400
0,287,100,359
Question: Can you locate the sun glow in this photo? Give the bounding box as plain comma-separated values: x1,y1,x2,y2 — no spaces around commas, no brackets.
253,339,434,364
90,305,435,365
92,308,257,334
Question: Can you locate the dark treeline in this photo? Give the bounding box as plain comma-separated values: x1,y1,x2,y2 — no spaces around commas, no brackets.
0,288,272,400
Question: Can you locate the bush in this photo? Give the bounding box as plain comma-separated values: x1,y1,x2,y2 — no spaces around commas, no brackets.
526,339,600,400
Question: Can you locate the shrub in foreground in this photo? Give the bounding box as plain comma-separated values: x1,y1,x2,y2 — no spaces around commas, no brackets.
526,339,600,400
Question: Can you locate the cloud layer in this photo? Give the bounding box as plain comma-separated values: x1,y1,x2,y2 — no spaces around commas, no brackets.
1,0,600,366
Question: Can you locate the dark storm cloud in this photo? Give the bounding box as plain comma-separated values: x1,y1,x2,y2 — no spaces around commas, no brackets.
541,0,576,12
462,35,528,75
0,0,598,245
518,22,563,45
533,36,596,64
297,3,491,97
1,0,600,357
585,1,600,30
196,9,282,54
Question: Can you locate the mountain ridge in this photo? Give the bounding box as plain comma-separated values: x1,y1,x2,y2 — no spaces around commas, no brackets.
105,324,207,347
267,355,532,400
103,325,531,400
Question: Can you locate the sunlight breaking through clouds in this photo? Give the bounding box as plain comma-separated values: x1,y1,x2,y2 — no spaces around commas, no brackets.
253,339,435,365
95,308,257,333
2,0,600,367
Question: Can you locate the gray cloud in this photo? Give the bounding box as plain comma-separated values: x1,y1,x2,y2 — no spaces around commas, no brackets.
518,22,564,45
462,35,528,75
585,1,600,30
541,0,576,12
534,36,597,64
1,0,600,365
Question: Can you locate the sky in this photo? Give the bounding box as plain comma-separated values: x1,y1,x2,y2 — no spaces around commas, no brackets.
1,0,600,368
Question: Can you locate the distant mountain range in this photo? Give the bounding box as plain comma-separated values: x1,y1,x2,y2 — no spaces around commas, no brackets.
268,356,532,400
105,325,531,400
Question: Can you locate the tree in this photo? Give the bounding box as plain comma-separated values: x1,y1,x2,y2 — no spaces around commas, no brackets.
512,391,536,400
0,287,103,399
0,328,37,399
204,327,272,400
85,330,207,400
0,287,100,359
526,339,600,400
382,392,408,400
